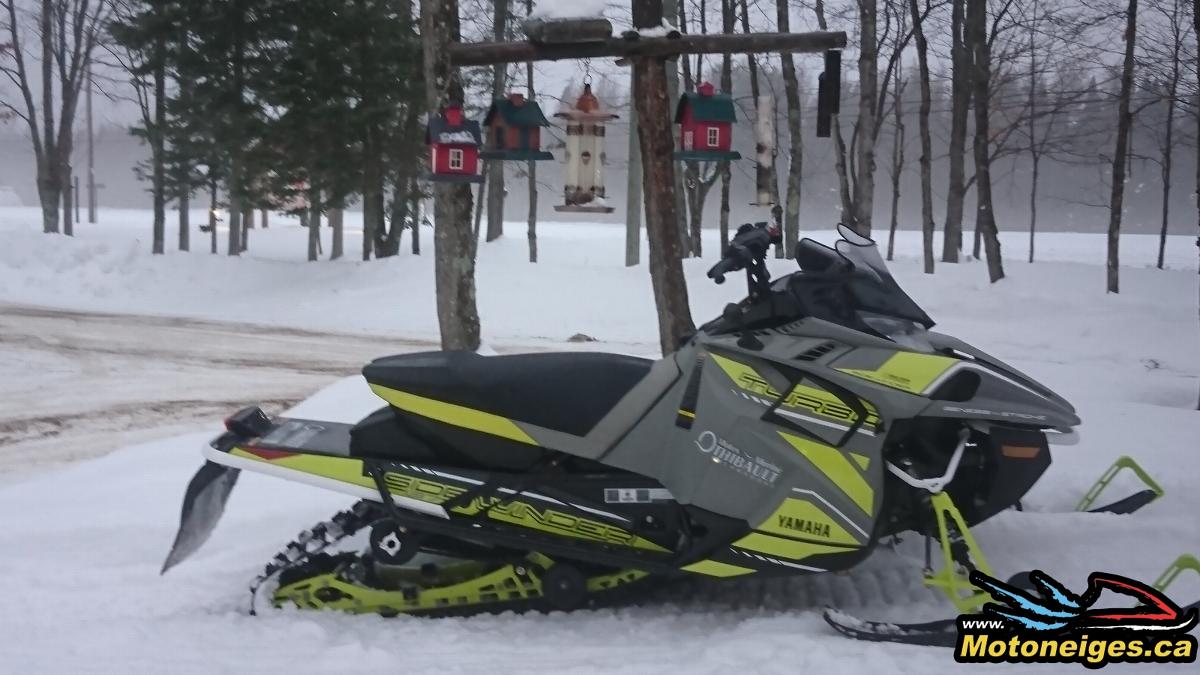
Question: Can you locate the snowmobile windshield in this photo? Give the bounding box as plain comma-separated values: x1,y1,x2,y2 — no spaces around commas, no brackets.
834,224,935,328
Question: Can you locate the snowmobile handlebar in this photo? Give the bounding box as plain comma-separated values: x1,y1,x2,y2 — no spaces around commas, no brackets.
706,222,781,285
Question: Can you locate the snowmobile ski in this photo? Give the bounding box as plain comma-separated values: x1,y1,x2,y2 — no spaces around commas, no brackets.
823,600,1200,648
161,460,240,573
822,608,959,648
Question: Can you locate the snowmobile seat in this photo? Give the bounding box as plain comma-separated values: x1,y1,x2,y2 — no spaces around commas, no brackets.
356,351,653,471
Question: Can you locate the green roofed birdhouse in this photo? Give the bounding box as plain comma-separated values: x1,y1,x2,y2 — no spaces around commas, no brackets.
481,93,554,161
425,106,484,184
674,82,741,161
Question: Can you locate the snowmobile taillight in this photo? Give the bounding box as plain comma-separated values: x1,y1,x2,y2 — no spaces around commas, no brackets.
224,406,272,438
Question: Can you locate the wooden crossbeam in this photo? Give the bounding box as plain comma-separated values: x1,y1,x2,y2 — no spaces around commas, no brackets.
448,31,847,67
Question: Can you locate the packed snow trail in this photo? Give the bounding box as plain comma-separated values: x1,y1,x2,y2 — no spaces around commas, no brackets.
0,304,435,476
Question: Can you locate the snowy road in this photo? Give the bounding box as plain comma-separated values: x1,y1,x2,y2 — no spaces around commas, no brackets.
0,304,436,477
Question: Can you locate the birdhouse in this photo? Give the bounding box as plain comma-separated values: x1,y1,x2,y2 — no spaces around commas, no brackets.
554,83,618,214
480,93,554,161
425,106,484,184
674,82,741,161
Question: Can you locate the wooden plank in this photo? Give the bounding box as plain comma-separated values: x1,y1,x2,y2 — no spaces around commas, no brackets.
448,31,847,67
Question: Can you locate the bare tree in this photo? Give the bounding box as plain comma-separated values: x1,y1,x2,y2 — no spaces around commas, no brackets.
943,0,968,262
777,0,803,258
1107,0,1138,294
484,0,508,243
524,0,536,262
1,0,113,236
908,0,934,274
965,0,1003,281
885,47,905,260
1139,0,1190,269
717,0,734,254
678,0,720,258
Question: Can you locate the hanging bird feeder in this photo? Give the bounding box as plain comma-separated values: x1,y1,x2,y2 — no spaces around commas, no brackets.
554,83,618,214
424,105,484,184
674,82,741,161
480,93,554,161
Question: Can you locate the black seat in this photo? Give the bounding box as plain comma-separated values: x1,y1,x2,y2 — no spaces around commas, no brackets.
366,351,652,432
356,351,653,471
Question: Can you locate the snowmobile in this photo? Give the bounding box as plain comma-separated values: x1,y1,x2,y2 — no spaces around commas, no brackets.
163,223,1084,634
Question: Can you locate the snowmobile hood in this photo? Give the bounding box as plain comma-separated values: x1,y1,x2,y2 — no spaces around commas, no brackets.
918,332,1080,430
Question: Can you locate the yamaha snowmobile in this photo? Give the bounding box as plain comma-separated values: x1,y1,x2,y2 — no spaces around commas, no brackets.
163,223,1081,629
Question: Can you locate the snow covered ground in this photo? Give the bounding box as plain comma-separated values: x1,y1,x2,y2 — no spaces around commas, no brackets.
0,208,1197,673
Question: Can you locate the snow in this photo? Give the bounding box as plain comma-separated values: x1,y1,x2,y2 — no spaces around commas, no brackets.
527,0,610,21
0,208,1198,673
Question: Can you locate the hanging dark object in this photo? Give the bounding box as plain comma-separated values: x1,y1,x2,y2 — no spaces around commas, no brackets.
673,82,741,161
554,83,618,214
816,49,842,139
480,93,554,161
425,106,484,184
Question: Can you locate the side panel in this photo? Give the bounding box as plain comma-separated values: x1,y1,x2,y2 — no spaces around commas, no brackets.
601,334,888,572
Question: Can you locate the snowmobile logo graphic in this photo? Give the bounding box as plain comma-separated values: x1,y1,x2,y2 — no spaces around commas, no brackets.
694,430,780,487
954,569,1197,667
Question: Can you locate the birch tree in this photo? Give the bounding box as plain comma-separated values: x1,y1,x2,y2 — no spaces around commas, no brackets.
1,0,114,236
908,0,934,274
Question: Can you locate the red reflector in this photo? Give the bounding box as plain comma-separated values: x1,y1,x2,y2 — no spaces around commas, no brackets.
243,447,297,461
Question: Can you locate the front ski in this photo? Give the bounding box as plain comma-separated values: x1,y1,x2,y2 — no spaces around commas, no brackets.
822,608,959,647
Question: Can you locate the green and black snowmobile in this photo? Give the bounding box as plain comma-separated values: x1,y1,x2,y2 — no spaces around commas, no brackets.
164,223,1085,641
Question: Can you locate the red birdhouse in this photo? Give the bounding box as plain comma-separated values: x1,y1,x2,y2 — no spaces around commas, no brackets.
674,82,741,161
425,106,484,183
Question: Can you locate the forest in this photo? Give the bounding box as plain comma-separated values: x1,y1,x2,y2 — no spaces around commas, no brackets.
2,0,1198,347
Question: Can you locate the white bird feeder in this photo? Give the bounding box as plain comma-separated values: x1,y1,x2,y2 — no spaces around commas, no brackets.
554,83,618,213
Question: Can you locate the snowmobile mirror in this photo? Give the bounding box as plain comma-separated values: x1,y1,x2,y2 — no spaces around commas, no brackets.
817,50,841,139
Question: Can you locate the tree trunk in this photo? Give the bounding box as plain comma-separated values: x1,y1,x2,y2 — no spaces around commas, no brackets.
525,24,537,264
484,0,509,243
740,0,782,247
1157,22,1180,270
633,0,694,354
1107,0,1138,294
62,163,74,236
209,181,218,254
179,189,190,252
331,208,344,260
241,207,250,252
967,0,1003,282
665,0,690,257
1194,0,1199,410
718,0,734,255
777,0,802,260
409,184,422,255
423,0,481,351
307,188,321,262
943,0,968,262
909,0,934,274
887,66,903,261
1029,155,1039,263
625,82,643,266
363,149,385,260
261,209,268,229
852,0,879,237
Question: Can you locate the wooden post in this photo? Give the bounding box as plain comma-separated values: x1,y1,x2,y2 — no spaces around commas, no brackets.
632,0,694,353
422,0,481,350
625,76,643,267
